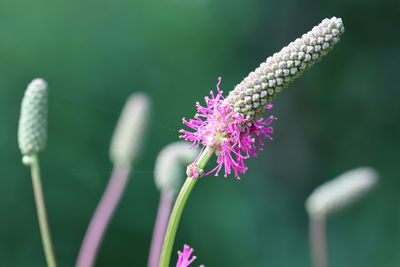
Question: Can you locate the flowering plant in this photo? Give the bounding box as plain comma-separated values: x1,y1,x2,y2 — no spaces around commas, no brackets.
159,17,345,267
16,16,355,267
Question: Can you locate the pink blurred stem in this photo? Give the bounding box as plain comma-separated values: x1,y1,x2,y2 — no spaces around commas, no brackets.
147,190,174,267
310,216,328,267
76,166,131,267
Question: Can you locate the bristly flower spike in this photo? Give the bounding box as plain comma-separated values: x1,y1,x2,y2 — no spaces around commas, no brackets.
180,17,344,178
225,17,344,119
18,78,48,157
176,245,204,267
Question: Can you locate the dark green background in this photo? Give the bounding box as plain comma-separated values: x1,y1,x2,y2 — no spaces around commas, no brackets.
1,0,399,266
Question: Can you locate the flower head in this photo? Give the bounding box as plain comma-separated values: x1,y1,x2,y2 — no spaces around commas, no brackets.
180,78,276,178
179,17,344,178
176,244,204,267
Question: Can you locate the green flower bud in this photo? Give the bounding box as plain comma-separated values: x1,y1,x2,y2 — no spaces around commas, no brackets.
225,17,345,119
305,167,378,218
18,78,48,155
154,142,199,194
110,93,151,168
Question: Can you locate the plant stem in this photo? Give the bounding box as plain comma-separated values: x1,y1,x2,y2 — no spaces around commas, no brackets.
310,215,328,267
76,165,131,267
158,146,214,267
30,154,58,267
147,190,174,267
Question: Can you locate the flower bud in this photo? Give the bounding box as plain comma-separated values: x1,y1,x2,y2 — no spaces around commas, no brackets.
154,142,199,194
110,93,151,168
306,167,378,218
18,78,48,155
225,17,345,119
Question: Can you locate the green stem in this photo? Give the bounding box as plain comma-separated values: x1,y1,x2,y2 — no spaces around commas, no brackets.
158,146,214,267
30,154,58,267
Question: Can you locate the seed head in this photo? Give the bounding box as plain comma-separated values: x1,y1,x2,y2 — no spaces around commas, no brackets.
306,167,378,218
154,142,199,194
224,17,345,119
110,93,151,168
18,78,48,156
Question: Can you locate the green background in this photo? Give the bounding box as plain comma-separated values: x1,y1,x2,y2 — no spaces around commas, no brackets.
1,0,399,266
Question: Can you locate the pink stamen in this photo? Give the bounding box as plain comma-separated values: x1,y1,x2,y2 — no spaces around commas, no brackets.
176,244,204,267
179,78,276,178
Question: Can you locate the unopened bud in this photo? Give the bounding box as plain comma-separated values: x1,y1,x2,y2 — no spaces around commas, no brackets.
110,93,151,168
306,167,378,218
155,142,199,194
18,78,48,155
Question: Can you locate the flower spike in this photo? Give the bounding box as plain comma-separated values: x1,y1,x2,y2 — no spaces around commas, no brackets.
225,17,344,119
180,17,344,178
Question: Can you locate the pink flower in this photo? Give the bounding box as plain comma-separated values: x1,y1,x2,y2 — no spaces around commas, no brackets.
179,78,276,178
176,244,204,267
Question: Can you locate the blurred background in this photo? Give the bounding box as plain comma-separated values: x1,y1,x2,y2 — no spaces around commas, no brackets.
1,0,399,266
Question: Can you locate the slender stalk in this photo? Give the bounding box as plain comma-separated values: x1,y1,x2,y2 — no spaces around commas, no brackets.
76,166,131,267
30,154,58,267
159,147,214,267
310,215,328,267
147,190,174,267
